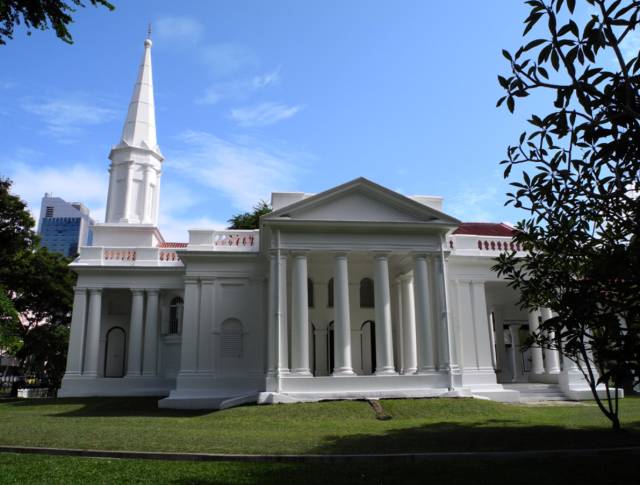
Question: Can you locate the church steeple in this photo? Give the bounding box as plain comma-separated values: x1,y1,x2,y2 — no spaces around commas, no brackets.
105,36,163,226
119,36,160,154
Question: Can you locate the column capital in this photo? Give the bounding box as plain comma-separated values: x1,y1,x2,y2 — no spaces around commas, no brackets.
146,288,161,296
200,278,215,285
130,288,145,296
87,287,103,295
184,276,199,286
372,251,391,260
332,251,349,259
291,250,309,258
73,286,88,294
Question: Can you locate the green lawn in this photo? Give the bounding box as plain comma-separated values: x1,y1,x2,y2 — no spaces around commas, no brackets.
0,397,639,455
1,453,639,485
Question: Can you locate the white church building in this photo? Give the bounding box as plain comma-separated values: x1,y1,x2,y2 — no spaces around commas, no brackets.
58,38,594,409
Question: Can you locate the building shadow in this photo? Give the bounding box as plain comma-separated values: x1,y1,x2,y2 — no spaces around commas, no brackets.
0,397,213,418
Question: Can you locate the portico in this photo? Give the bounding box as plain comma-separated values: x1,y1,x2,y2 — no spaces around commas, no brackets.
257,178,469,401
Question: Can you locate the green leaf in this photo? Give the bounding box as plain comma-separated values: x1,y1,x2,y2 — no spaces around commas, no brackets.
524,38,547,51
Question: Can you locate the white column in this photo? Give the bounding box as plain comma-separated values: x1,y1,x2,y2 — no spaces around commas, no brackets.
291,252,311,375
508,324,521,382
267,252,278,376
401,276,418,374
179,278,200,375
434,253,454,380
413,254,436,373
65,287,88,376
373,253,397,375
333,253,355,376
105,167,116,222
197,279,214,374
527,309,545,375
126,289,145,377
277,253,289,373
142,289,159,376
141,165,152,223
540,307,561,374
83,288,102,377
122,162,133,222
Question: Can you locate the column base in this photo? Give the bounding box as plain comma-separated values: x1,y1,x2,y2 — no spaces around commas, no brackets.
375,367,398,376
417,366,437,374
291,369,312,376
332,368,356,376
401,368,418,375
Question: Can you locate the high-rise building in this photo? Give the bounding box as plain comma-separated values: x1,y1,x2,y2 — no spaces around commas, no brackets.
37,194,95,257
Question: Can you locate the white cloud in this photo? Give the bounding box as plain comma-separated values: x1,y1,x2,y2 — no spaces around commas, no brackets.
2,153,228,242
21,96,118,141
158,214,226,242
251,67,281,90
201,43,257,78
170,130,302,211
230,102,302,127
447,183,500,222
621,29,640,63
4,159,108,223
155,16,203,44
197,67,282,106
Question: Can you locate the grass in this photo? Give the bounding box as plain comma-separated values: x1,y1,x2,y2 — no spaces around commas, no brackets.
0,397,639,455
1,453,639,485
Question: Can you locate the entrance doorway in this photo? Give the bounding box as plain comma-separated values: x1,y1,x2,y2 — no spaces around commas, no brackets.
104,327,126,377
501,322,530,383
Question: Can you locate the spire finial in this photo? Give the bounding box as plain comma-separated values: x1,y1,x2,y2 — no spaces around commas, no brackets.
144,24,152,47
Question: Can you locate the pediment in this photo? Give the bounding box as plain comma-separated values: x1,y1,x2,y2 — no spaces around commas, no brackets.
264,178,460,227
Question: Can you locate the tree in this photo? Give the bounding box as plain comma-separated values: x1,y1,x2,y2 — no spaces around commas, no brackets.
0,0,114,45
495,0,640,430
227,200,272,230
0,178,75,389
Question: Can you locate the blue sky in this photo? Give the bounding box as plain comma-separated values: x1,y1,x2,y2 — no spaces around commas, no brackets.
2,1,561,240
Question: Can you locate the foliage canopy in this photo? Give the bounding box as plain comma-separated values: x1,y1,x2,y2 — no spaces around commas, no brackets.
0,0,114,45
227,200,272,230
495,0,640,429
0,178,75,388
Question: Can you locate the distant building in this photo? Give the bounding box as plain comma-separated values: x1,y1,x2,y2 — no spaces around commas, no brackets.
37,194,94,257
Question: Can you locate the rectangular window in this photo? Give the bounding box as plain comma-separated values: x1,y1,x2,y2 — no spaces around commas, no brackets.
45,206,54,217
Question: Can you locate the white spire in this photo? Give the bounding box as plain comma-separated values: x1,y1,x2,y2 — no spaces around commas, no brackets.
119,37,160,153
105,35,164,227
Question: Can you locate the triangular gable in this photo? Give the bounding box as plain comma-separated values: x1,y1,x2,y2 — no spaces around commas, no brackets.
263,177,460,226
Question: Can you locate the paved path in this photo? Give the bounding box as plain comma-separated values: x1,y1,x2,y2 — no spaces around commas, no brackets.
1,445,639,463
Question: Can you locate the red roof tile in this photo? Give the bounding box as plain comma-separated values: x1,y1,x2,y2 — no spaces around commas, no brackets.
158,242,188,248
453,223,514,237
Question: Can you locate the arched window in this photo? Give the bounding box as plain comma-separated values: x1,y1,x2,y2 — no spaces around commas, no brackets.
169,296,184,335
221,318,243,358
360,278,374,308
308,278,314,308
327,278,334,308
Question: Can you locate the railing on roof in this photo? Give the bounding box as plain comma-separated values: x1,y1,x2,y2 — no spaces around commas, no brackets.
447,234,525,257
75,246,184,266
188,229,260,252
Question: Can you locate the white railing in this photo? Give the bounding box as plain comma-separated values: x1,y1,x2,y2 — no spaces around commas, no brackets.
74,246,184,267
448,234,525,257
188,229,260,252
